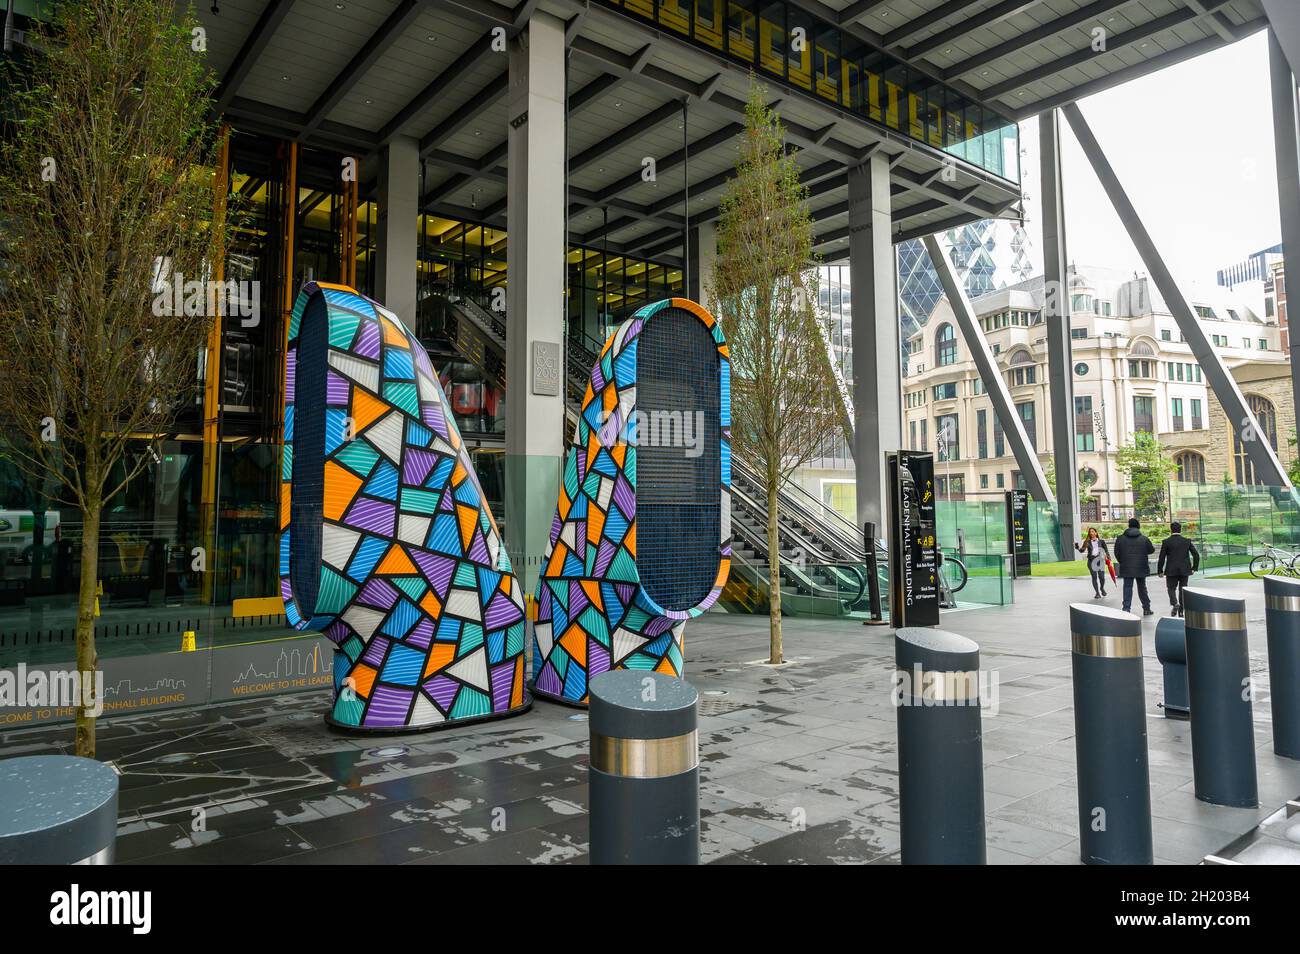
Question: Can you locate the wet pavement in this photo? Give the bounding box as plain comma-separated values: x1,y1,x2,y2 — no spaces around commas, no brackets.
2,575,1299,864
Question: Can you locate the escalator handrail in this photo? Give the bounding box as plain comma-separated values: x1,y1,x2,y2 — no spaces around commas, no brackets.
455,295,507,344
732,456,865,562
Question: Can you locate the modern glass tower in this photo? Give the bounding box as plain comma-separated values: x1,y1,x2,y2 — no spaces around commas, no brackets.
897,219,1034,343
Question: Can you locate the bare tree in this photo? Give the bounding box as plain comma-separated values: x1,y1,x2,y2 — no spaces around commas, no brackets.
711,80,840,664
0,0,228,756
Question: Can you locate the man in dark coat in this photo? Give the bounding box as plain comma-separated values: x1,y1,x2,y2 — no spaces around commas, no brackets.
1114,517,1155,616
1157,521,1200,617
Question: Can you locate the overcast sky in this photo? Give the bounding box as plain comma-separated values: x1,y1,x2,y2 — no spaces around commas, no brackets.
1017,28,1282,289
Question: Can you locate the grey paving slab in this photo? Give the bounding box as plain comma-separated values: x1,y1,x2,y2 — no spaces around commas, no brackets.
3,575,1298,864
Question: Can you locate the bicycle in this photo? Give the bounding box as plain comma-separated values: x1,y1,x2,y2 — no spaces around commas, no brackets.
1248,545,1300,579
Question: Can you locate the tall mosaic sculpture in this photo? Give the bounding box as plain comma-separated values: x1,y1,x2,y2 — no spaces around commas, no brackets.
280,282,529,731
531,298,731,705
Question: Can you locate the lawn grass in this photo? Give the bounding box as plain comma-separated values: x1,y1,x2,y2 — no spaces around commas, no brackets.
1027,559,1092,577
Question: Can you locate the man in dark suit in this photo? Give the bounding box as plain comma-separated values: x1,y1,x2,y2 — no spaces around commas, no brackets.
1157,521,1200,618
1114,517,1155,616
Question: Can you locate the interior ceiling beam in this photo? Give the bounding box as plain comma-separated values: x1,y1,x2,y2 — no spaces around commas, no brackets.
904,0,1042,61
215,0,298,110
1009,16,1268,119
418,72,508,159
380,31,497,144
222,96,378,154
426,0,513,28
420,150,687,231
881,0,984,49
593,121,744,205
300,0,429,140
837,0,895,26
1185,0,1238,43
980,0,1234,101
569,100,683,174
942,0,1140,81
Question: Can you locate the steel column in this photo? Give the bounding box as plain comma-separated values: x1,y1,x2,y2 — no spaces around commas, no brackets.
1269,30,1300,440
1040,109,1080,554
922,234,1054,502
848,153,902,528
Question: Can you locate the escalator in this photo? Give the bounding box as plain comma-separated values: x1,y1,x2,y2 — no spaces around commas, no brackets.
432,298,883,616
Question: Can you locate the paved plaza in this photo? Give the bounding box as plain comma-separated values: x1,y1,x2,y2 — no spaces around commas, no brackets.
2,576,1298,865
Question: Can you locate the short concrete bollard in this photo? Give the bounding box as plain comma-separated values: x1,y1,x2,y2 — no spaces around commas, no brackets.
1184,587,1258,808
588,670,699,865
1155,617,1189,719
0,755,119,864
1263,576,1300,760
1069,604,1154,864
894,627,986,864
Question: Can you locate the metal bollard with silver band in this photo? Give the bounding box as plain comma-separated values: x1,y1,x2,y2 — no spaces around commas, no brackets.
588,670,699,865
1154,616,1189,719
894,627,986,864
1183,587,1258,808
0,755,119,864
1263,575,1300,760
1069,604,1154,864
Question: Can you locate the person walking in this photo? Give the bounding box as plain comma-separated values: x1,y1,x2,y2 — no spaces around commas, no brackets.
1075,527,1111,598
1114,517,1155,616
1157,521,1200,618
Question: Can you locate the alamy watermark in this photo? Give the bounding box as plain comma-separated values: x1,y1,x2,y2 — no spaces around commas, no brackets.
890,663,1000,715
0,664,103,718
594,406,708,458
152,271,260,327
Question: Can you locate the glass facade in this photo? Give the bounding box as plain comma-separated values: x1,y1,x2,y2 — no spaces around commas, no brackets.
601,0,1020,181
0,124,688,668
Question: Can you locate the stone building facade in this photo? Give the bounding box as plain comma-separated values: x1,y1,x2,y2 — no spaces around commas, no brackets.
902,264,1289,518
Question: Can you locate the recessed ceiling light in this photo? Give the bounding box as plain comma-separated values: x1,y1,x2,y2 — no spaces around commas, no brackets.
474,129,481,136
335,2,345,8
614,101,622,107
282,74,290,81
364,98,372,104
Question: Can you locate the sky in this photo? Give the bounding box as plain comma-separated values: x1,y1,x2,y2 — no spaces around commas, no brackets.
1016,28,1283,289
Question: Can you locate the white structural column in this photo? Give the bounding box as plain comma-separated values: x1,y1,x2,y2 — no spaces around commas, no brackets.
375,135,419,326
1269,30,1300,442
1040,109,1080,555
1063,103,1292,489
505,11,568,590
923,233,1054,503
688,221,717,307
847,152,901,531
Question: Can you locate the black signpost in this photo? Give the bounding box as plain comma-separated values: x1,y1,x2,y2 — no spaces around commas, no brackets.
887,451,940,628
1005,489,1031,578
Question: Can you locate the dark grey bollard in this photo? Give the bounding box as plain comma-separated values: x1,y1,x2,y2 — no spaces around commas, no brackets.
0,755,119,864
1069,604,1154,864
1263,576,1300,760
588,670,698,865
1155,616,1189,719
1184,587,1258,808
894,627,986,864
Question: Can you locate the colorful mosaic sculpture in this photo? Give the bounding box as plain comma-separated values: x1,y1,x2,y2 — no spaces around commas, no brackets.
280,282,529,731
531,298,731,705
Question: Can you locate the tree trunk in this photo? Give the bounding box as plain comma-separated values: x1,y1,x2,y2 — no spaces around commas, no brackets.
767,479,783,664
74,500,101,758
